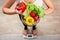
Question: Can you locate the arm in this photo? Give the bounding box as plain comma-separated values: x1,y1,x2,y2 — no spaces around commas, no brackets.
43,0,54,15
2,0,21,15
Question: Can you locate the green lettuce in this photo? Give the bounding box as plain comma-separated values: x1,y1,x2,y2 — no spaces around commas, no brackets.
23,3,45,18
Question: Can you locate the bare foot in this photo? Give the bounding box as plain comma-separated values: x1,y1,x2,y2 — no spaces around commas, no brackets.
23,30,28,36
32,30,37,36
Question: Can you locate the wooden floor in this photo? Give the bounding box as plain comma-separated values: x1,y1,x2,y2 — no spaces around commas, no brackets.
0,0,60,35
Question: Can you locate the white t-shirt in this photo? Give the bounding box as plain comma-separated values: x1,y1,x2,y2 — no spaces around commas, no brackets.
16,0,43,7
34,0,43,7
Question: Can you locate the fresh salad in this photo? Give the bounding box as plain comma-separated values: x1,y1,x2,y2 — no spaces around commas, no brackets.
15,2,45,26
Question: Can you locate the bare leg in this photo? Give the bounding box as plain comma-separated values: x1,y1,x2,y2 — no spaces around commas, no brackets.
19,15,28,36
32,25,37,35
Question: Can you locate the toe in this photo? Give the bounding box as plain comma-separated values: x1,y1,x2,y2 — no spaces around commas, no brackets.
23,30,28,36
32,30,37,35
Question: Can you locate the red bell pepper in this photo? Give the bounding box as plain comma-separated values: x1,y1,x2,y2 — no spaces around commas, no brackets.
16,2,26,14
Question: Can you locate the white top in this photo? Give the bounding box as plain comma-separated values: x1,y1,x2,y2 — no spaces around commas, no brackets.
34,0,43,7
16,0,43,7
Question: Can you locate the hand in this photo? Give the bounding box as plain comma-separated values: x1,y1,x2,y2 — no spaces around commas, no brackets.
15,9,22,15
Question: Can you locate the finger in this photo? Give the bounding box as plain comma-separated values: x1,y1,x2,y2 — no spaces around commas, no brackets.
18,10,22,14
19,10,22,13
16,10,22,14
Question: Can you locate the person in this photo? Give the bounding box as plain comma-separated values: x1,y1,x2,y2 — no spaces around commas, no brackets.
2,0,54,36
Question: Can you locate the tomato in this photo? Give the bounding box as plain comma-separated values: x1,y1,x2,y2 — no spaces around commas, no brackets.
33,16,39,21
30,11,39,21
30,11,35,17
16,2,26,13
